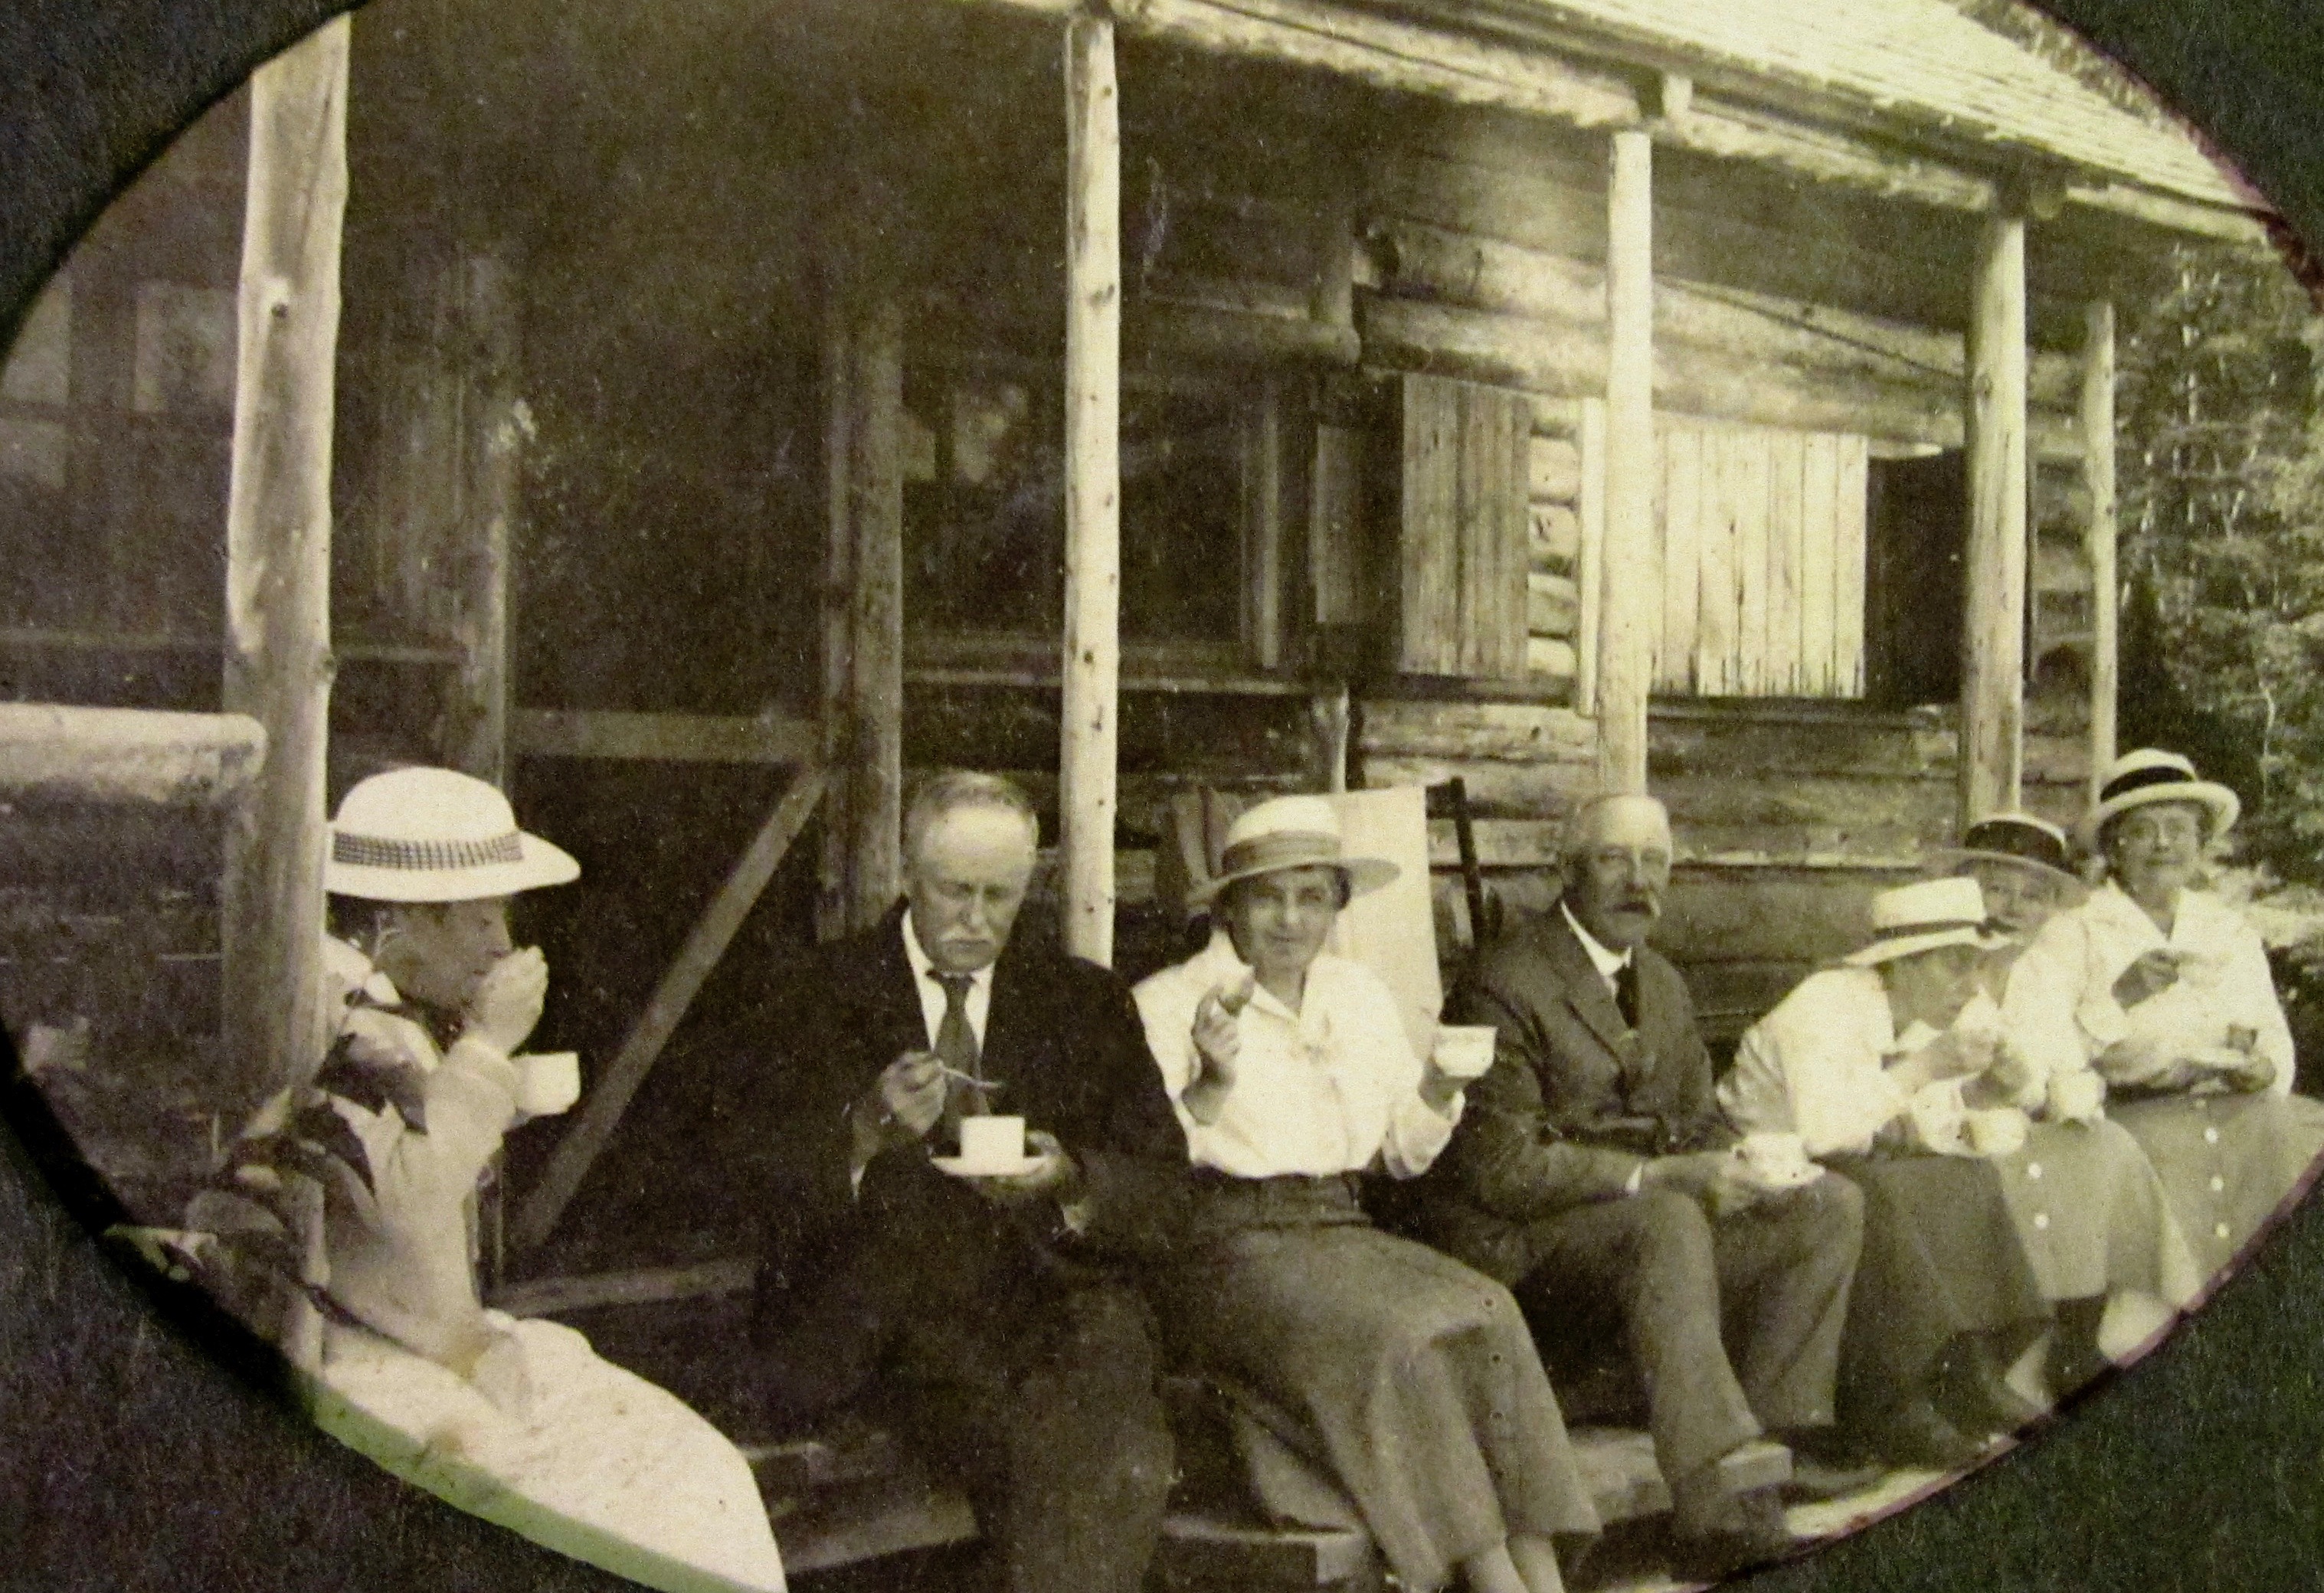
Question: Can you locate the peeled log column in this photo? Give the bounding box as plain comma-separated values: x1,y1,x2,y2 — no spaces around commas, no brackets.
1062,12,1122,966
1596,128,1654,795
1961,208,2028,824
447,250,518,787
221,18,349,1107
2083,299,2119,803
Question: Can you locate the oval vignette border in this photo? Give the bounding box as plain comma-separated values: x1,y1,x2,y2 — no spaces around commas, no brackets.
5,0,2324,1588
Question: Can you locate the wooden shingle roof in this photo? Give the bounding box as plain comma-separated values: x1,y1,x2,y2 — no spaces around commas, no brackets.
1501,0,2251,210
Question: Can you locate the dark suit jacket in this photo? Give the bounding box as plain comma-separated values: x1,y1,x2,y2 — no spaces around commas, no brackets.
730,903,1190,1420
1409,902,1728,1287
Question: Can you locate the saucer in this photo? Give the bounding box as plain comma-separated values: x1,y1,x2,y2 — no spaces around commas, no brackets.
1736,1163,1823,1192
931,1155,1049,1178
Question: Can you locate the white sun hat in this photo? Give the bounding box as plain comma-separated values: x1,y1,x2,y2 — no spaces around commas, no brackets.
1189,793,1399,907
2077,747,2241,851
1841,876,2011,967
325,767,580,903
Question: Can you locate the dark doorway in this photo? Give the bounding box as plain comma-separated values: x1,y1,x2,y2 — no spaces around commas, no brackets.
1864,449,1967,709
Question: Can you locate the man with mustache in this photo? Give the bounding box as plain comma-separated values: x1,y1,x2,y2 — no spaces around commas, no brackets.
1403,794,1867,1578
729,771,1190,1593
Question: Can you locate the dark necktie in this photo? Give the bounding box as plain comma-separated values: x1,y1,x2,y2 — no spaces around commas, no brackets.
1613,960,1640,1030
934,971,990,1147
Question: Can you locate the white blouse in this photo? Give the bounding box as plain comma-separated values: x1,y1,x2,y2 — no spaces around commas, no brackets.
1133,929,1460,1180
2002,880,2295,1097
1720,966,1998,1158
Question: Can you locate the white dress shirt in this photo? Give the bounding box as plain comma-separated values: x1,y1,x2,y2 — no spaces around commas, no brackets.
2002,880,2295,1096
1134,929,1462,1180
1720,965,1990,1158
901,911,995,1054
1560,901,1632,999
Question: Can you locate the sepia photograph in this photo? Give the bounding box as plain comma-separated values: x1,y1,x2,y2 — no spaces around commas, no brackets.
5,0,2324,1588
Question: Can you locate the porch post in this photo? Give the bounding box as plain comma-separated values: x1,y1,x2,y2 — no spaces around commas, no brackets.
817,282,906,939
221,17,349,1107
1961,205,2029,824
1595,127,1654,796
1061,9,1121,966
2082,298,2119,801
447,247,518,787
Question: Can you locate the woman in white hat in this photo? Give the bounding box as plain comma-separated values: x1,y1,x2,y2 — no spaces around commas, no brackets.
2002,749,2324,1284
191,767,787,1593
1134,795,1598,1593
1938,813,2199,1408
1720,878,2057,1470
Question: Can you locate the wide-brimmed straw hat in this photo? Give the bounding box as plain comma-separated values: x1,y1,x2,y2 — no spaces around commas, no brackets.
1188,794,1398,908
1842,877,2011,967
1932,811,2086,899
2077,748,2241,852
326,767,580,903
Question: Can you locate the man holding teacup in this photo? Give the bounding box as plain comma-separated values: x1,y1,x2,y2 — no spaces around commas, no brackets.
735,771,1190,1593
1403,794,1867,1578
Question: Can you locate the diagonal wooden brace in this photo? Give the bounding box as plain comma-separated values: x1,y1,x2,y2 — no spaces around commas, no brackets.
512,764,826,1251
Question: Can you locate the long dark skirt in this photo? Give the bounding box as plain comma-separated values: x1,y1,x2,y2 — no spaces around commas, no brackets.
1987,1119,2201,1307
1157,1174,1599,1592
1824,1153,2051,1426
2110,1091,2324,1283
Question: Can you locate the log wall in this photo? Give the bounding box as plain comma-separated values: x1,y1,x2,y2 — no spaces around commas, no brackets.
1357,695,2089,1035
909,72,2107,1017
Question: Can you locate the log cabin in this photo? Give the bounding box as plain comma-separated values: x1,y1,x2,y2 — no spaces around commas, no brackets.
0,0,2280,1581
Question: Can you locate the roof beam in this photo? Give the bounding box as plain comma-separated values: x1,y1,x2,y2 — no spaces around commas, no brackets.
1102,0,2267,242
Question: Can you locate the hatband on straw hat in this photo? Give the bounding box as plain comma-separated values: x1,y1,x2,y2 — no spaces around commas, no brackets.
1841,877,2010,967
2077,748,2240,851
1932,811,2086,899
326,767,579,903
1189,794,1398,908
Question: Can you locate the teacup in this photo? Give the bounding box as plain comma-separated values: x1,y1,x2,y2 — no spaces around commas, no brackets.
1733,1130,1811,1187
1431,1025,1499,1081
1964,1107,2030,1158
958,1114,1028,1172
2048,1069,2105,1123
513,1052,582,1117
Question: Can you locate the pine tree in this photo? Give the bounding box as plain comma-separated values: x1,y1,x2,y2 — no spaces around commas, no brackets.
2118,243,2324,882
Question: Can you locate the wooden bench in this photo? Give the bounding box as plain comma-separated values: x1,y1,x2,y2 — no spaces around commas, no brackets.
738,1411,1786,1588
500,1268,1789,1588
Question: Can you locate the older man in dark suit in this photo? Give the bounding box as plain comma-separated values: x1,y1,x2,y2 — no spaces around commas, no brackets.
731,770,1190,1593
1405,794,1865,1577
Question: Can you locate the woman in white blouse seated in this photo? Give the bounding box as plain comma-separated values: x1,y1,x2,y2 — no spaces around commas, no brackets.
2003,750,2324,1284
1941,813,2198,1398
1136,796,1598,1593
1719,878,2059,1469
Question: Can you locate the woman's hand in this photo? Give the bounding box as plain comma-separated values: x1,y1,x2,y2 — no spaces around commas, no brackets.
1417,1057,1465,1119
468,947,548,1055
1887,1028,1993,1094
1180,974,1254,1124
2185,1043,2277,1094
2113,948,2185,1009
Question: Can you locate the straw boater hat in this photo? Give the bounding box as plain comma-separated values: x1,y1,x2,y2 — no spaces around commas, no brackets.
1841,877,2011,967
325,767,580,903
1190,794,1399,908
2077,747,2241,852
1933,811,2086,900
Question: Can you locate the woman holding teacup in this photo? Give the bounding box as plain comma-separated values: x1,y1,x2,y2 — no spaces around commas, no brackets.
185,767,787,1591
2003,751,2324,1284
1937,813,2198,1401
1135,796,1598,1593
1720,878,2060,1469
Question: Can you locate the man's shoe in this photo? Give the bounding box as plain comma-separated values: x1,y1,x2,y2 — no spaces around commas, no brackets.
1872,1395,1989,1471
1668,1487,1802,1581
1782,1453,1888,1502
